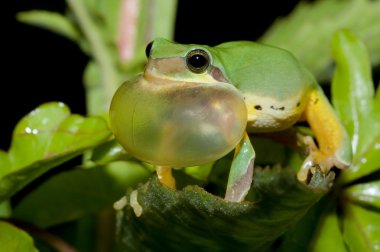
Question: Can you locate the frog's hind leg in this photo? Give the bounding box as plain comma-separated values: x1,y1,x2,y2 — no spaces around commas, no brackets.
225,132,255,202
298,87,352,181
156,166,176,189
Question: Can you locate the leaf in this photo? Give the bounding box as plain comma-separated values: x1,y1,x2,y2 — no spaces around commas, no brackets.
310,205,346,252
116,167,332,251
343,137,380,183
17,10,81,42
331,29,375,139
12,161,150,228
375,85,380,112
331,30,380,183
89,139,135,165
0,102,111,202
344,181,380,209
0,201,11,218
260,0,380,81
331,29,377,151
343,203,380,251
276,197,329,252
0,221,38,252
0,151,11,178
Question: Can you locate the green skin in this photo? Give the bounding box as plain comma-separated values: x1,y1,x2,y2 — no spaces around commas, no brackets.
110,38,352,202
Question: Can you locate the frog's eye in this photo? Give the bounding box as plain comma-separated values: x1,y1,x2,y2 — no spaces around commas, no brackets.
186,49,210,74
145,41,154,58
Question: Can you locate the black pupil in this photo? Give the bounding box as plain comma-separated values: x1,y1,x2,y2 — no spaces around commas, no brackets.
145,41,153,58
188,54,207,68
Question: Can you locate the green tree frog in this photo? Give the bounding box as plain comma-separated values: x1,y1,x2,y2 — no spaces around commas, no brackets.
109,38,352,202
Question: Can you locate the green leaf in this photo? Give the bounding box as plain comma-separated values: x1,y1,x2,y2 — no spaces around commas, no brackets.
344,181,380,209
343,203,380,251
0,151,11,177
0,201,11,218
0,102,111,202
260,0,380,81
89,139,135,165
116,167,332,251
331,29,375,138
342,136,380,183
0,221,38,252
277,197,329,252
17,10,81,42
375,85,380,112
12,161,150,228
331,30,380,183
310,205,346,252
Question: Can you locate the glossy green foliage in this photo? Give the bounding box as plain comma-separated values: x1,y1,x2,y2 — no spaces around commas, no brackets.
344,181,380,209
343,203,380,251
260,0,380,81
311,205,346,252
12,161,149,228
0,221,38,252
0,102,111,202
117,167,332,252
278,29,380,252
332,30,380,184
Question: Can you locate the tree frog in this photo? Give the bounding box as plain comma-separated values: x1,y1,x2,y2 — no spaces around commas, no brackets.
109,38,352,202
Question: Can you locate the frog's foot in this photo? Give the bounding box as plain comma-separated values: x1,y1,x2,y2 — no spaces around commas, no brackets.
296,134,341,182
297,150,335,182
296,134,349,182
156,166,176,189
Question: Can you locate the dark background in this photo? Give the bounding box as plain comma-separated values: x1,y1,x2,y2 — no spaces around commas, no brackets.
2,0,301,150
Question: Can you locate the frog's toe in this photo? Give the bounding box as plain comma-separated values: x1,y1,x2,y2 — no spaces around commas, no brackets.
297,157,314,182
297,151,335,183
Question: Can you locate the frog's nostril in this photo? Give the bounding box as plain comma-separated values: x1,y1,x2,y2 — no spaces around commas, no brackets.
254,105,262,110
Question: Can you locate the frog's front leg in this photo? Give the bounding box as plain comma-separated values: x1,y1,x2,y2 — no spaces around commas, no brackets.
156,166,176,189
225,132,255,202
298,87,352,181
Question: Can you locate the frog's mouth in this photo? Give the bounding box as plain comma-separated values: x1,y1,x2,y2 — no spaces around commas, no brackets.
109,61,247,167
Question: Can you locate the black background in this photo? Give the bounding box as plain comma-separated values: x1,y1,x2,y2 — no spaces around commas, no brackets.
2,0,302,150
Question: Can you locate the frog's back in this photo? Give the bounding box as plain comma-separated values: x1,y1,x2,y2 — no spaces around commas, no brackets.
212,41,316,97
210,41,317,132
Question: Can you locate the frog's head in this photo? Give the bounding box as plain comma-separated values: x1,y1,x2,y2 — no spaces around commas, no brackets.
109,38,247,167
144,38,230,84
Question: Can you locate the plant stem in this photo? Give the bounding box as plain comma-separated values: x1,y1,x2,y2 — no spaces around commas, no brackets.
66,0,119,113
